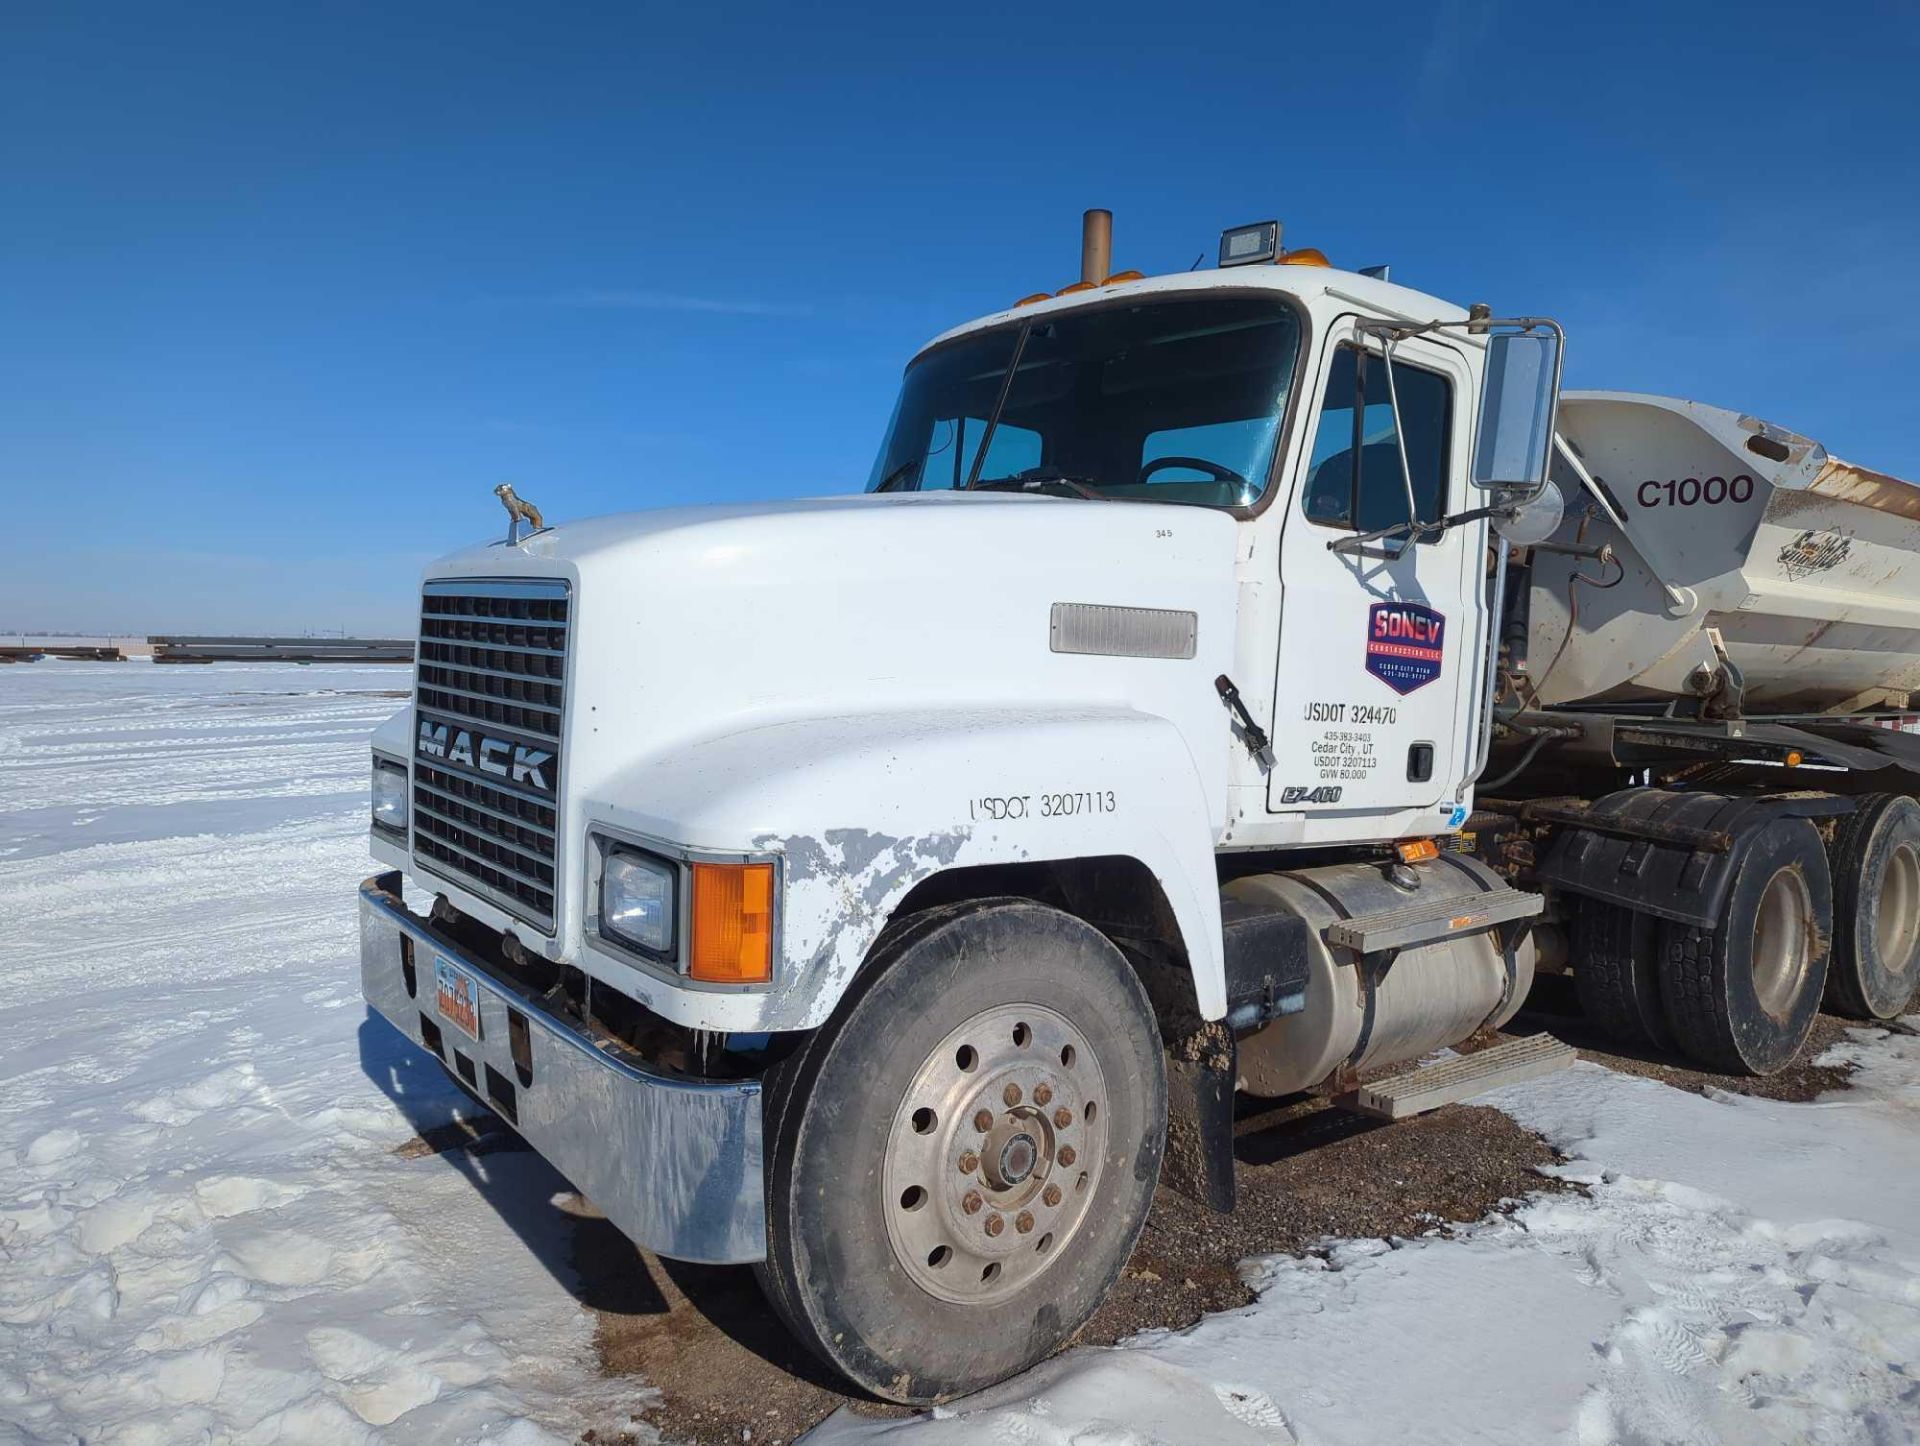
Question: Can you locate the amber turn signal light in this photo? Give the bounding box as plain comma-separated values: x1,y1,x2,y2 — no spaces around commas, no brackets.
689,861,775,984
1395,838,1440,864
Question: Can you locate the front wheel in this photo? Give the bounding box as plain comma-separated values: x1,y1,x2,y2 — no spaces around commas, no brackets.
756,899,1167,1404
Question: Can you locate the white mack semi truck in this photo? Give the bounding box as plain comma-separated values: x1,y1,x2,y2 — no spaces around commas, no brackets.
359,210,1920,1402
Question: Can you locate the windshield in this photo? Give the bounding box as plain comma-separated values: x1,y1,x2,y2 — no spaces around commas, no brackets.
866,295,1302,508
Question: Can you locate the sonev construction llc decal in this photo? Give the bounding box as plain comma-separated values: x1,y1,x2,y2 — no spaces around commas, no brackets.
1365,600,1446,695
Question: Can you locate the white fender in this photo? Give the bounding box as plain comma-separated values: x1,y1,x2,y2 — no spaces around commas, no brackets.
583,705,1226,1033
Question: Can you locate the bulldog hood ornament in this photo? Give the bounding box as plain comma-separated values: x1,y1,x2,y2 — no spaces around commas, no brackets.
494,483,546,545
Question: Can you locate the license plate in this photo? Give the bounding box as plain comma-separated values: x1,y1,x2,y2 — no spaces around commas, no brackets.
434,957,482,1042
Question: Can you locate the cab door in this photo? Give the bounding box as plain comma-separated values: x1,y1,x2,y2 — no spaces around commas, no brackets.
1266,319,1480,820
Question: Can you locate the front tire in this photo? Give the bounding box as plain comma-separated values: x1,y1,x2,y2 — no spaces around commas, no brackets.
757,899,1166,1404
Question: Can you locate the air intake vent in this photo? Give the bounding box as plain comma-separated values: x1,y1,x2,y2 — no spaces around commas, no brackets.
1049,602,1197,660
411,579,570,930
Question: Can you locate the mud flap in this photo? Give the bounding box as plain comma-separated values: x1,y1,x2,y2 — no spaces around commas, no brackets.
1161,1020,1237,1213
1535,788,1852,929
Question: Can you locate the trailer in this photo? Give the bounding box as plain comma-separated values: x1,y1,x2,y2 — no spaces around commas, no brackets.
353,210,1920,1404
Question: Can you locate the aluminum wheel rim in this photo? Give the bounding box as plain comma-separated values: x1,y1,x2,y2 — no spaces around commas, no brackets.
882,1002,1109,1306
1751,866,1814,1019
1874,841,1920,984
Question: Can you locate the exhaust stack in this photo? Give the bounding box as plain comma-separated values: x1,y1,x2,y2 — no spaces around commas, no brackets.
1080,209,1112,286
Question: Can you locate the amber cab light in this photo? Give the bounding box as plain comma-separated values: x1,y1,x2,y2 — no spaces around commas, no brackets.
1395,838,1440,864
689,861,776,983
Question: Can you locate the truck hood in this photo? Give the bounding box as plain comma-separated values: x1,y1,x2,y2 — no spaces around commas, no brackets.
431,488,1227,578
423,487,1240,795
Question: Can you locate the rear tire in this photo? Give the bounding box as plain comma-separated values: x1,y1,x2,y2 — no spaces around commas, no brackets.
1572,899,1673,1050
1823,793,1920,1021
756,898,1166,1404
1658,817,1831,1075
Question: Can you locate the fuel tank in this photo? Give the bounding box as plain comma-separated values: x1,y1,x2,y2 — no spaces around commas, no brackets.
1531,393,1920,712
1225,855,1534,1098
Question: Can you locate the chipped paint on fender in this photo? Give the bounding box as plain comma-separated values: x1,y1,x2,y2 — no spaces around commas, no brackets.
761,826,972,1020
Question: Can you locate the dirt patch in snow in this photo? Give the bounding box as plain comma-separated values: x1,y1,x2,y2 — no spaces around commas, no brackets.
560,997,1866,1445
575,1094,1570,1446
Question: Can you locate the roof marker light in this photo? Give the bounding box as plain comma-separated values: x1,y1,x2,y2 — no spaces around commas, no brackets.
1219,220,1281,267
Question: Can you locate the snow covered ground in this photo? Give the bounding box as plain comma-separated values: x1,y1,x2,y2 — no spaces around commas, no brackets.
4,662,1918,1446
814,1026,1920,1446
0,663,636,1444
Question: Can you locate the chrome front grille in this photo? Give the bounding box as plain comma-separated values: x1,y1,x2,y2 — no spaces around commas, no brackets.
411,579,570,930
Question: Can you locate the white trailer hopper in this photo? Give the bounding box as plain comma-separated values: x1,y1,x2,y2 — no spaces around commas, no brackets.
1529,393,1920,712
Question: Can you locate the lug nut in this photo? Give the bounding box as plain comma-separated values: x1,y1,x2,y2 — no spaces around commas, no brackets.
961,1190,983,1215
1042,1183,1063,1207
1033,1083,1054,1106
973,1109,994,1133
1015,1210,1034,1234
984,1212,1005,1237
1053,1107,1073,1128
1058,1145,1077,1166
1003,1082,1023,1107
958,1150,980,1174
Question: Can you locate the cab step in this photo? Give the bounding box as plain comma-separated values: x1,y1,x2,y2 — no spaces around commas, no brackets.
1347,1034,1576,1120
1324,883,1543,956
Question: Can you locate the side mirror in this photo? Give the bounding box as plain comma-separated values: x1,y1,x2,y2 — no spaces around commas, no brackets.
1471,329,1561,490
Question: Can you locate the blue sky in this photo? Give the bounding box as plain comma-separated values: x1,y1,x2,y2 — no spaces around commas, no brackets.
3,0,1916,634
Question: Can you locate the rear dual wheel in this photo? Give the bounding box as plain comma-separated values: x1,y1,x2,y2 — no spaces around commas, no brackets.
1572,899,1672,1051
756,899,1166,1404
1658,817,1831,1075
1824,794,1920,1021
1572,817,1835,1075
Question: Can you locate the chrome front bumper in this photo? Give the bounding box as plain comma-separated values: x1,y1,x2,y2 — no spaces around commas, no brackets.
358,872,766,1264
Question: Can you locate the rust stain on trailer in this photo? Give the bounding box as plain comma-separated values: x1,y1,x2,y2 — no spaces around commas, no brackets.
1806,456,1920,522
1785,615,1839,665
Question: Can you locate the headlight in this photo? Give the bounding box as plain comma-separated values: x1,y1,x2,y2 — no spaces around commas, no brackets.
602,848,676,956
371,757,408,833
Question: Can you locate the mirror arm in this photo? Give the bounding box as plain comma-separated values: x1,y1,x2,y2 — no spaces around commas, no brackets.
1442,502,1514,529
1328,500,1520,557
1358,315,1560,344
1377,332,1424,537
1327,517,1444,556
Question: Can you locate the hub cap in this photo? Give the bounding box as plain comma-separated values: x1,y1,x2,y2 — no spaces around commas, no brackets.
1875,841,1920,982
882,1003,1108,1304
1751,865,1815,1020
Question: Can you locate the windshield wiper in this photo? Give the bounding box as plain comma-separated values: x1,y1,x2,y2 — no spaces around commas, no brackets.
963,323,1034,489
872,457,922,493
972,467,1105,500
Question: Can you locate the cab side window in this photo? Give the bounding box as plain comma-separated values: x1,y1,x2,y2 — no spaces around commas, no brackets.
1303,346,1453,537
